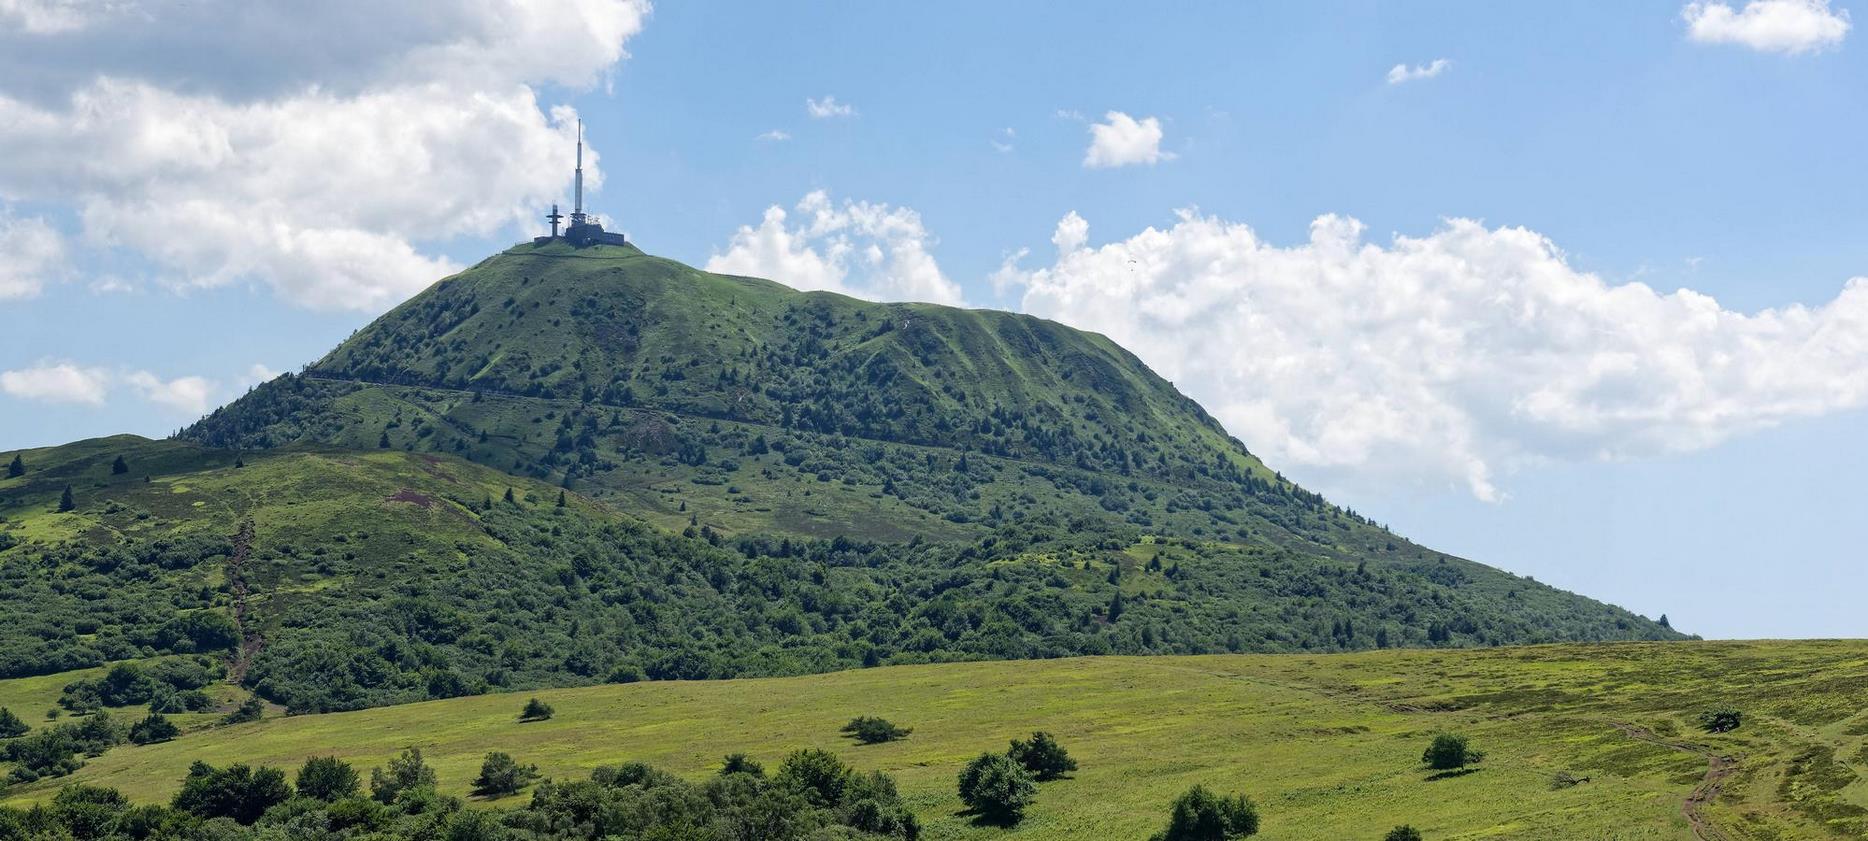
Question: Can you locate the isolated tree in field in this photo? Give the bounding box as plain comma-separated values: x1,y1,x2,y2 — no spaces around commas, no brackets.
1149,785,1259,840
519,697,554,721
112,455,128,475
1385,827,1424,841
370,747,437,804
378,432,391,449
555,489,567,508
503,487,517,504
296,756,361,801
171,761,291,824
841,715,911,744
6,453,23,478
1422,734,1482,771
0,706,28,738
1698,708,1742,733
1008,731,1077,780
957,752,1036,824
471,751,538,797
58,485,75,512
129,713,179,744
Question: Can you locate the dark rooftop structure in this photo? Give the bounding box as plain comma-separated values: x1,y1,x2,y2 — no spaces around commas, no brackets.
535,120,628,248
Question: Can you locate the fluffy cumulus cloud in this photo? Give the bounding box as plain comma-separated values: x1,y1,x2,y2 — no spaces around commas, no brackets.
1386,59,1451,84
0,0,651,312
998,210,1868,501
706,191,964,306
1,361,220,414
0,362,111,406
1683,0,1851,53
1083,111,1172,169
0,210,65,298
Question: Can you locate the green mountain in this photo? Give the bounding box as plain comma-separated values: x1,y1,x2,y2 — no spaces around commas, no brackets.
0,241,1682,714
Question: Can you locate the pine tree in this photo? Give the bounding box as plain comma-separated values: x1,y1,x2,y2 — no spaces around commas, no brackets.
58,485,75,513
112,455,128,475
0,706,27,738
555,490,567,508
503,487,517,504
6,453,22,478
378,431,391,449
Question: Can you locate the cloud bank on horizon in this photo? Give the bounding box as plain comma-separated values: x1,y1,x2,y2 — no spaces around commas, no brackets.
0,0,651,312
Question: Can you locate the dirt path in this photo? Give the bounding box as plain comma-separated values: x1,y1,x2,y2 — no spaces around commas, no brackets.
225,519,261,684
1613,722,1740,841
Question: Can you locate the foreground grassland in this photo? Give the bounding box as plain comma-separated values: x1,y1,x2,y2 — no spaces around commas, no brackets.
6,641,1865,839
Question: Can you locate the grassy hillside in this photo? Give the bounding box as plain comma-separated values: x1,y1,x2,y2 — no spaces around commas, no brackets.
1,435,1677,722
6,642,1865,840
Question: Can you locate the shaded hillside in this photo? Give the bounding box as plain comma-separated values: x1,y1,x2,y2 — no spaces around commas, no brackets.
0,436,1676,716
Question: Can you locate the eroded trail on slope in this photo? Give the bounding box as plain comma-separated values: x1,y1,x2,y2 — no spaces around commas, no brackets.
225,519,261,684
1613,722,1739,841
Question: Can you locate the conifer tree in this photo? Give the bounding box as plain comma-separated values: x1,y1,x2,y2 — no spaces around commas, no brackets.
112,455,128,475
503,487,517,504
555,490,567,508
58,485,75,513
6,453,22,478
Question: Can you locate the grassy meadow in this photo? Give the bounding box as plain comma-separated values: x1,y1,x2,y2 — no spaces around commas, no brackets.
5,641,1865,840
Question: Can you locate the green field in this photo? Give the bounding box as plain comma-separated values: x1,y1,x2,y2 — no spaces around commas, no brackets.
7,641,1865,839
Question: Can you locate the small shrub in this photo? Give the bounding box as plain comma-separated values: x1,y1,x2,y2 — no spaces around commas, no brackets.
841,715,912,744
519,698,554,722
370,747,437,804
1149,785,1259,840
1385,827,1424,841
0,707,27,738
128,714,179,745
957,752,1036,824
1422,734,1482,770
1008,731,1077,780
222,696,264,725
1698,708,1742,733
471,751,538,797
720,753,764,776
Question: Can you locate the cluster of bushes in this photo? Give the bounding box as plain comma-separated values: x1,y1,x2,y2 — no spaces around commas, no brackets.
0,712,125,783
59,660,223,716
842,716,911,745
954,731,1078,825
0,748,920,841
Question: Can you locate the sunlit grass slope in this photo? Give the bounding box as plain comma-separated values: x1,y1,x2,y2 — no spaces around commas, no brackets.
7,642,1865,840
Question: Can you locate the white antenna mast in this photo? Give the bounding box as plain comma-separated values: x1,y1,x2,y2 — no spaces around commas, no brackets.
573,119,585,223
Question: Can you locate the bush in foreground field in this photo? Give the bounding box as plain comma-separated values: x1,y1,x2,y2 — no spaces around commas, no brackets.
520,697,554,721
1150,785,1259,840
843,715,912,744
1422,734,1482,771
1385,827,1424,841
957,752,1036,824
471,752,539,797
1008,731,1077,780
1698,708,1742,733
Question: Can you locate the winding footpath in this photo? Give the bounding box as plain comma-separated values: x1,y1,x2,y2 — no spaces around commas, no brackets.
1612,722,1740,841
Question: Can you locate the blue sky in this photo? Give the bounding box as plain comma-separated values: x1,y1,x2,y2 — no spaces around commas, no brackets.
2,1,1864,638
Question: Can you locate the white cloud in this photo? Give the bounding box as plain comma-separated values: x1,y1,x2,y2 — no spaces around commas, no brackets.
1387,58,1451,85
0,0,651,312
1,361,226,414
997,210,1868,502
805,96,856,119
1083,111,1172,169
0,362,110,405
1683,0,1850,53
0,211,65,299
126,371,216,415
706,191,964,306
756,129,791,142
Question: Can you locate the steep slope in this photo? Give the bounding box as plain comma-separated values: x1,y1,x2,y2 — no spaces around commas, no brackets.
0,240,1683,718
